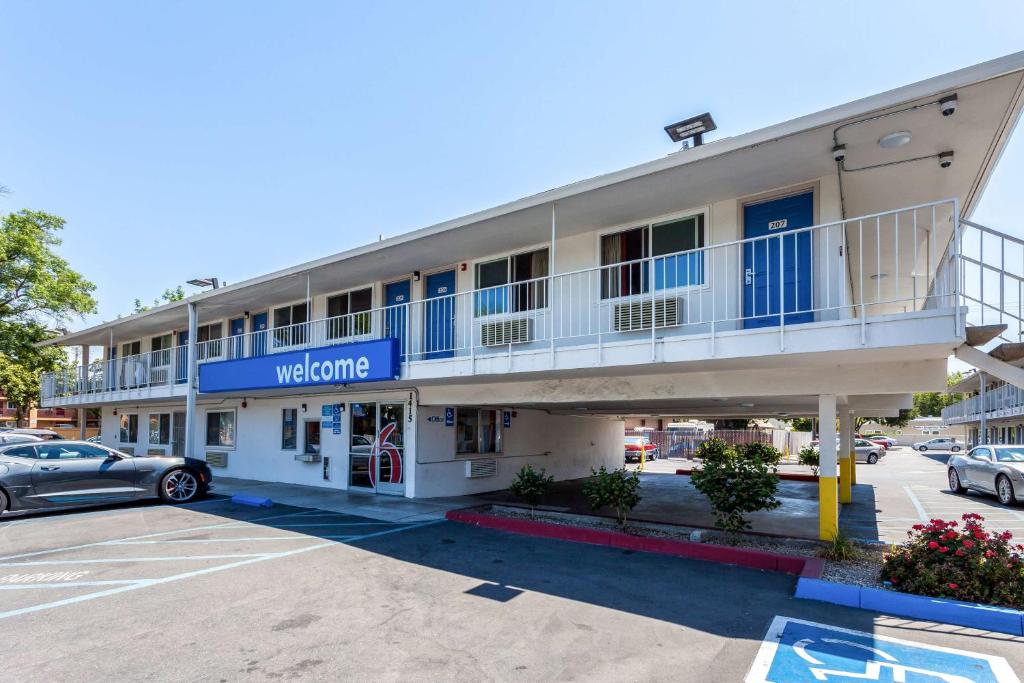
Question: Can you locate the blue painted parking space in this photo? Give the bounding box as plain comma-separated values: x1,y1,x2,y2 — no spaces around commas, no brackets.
747,616,1020,682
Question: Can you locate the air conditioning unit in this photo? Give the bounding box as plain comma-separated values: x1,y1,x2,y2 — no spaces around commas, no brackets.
465,459,498,478
480,318,531,346
613,299,680,331
206,452,228,467
119,446,135,456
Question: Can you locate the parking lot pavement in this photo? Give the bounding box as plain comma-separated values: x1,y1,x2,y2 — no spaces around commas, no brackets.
1,496,1022,681
842,446,1024,543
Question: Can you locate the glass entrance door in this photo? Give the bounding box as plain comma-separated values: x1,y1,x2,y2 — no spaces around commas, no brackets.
348,401,406,495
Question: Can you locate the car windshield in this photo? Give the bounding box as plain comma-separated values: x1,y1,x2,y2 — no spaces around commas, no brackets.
624,437,648,445
994,448,1024,463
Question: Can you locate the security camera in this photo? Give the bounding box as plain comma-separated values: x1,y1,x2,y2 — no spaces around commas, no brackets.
831,144,847,162
939,151,954,169
939,94,958,117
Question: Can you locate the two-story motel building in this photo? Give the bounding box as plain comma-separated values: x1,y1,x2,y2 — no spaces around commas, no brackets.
41,53,1024,538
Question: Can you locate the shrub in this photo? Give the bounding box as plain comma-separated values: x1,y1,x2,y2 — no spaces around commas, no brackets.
881,513,1024,609
508,465,554,517
582,466,641,527
691,437,781,537
819,528,857,561
798,445,819,475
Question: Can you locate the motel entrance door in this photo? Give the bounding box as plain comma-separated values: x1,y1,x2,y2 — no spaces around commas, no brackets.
348,401,406,495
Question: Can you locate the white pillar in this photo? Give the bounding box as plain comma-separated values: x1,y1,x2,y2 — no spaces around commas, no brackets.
979,371,988,444
184,302,198,459
79,345,90,439
818,393,838,540
838,406,853,503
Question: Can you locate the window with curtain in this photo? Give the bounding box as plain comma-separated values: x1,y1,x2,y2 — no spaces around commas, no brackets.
327,287,372,339
455,407,502,454
150,334,172,368
205,410,236,448
196,323,224,359
149,413,171,445
119,414,138,443
600,214,705,298
474,248,548,316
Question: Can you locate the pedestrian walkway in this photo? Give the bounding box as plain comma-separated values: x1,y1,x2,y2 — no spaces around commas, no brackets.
210,477,476,522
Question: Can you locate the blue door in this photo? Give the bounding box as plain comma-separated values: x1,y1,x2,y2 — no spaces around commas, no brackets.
251,312,268,357
424,270,456,359
743,192,814,328
384,280,411,360
229,317,245,359
174,333,187,384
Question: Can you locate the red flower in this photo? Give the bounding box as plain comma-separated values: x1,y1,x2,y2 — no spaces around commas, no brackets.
962,539,975,549
912,524,924,531
955,550,965,556
928,541,940,549
948,583,959,590
985,550,995,558
939,546,949,553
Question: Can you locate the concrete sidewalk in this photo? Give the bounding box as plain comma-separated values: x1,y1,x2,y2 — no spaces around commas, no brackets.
209,476,476,523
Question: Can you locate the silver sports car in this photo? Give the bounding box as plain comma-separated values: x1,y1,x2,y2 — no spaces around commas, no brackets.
0,440,212,513
947,445,1024,506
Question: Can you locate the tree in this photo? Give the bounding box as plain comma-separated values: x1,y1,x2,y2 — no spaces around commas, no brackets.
691,438,782,537
913,373,966,417
0,210,97,419
133,285,186,314
789,417,814,432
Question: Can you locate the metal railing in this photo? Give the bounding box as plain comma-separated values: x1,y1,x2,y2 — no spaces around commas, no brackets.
41,199,962,401
942,382,1024,423
957,219,1024,347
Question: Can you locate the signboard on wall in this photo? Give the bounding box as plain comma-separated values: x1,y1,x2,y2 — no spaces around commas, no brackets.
444,407,455,427
198,338,400,393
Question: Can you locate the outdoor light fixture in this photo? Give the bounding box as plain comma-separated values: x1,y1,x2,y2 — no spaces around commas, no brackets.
664,112,717,146
878,131,912,149
301,403,307,413
244,311,250,320
187,277,220,289
413,271,421,282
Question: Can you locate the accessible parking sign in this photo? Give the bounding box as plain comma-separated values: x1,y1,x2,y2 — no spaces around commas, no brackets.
747,616,1019,683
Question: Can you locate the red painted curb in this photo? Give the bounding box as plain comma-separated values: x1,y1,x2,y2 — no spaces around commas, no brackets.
674,468,826,484
446,509,822,577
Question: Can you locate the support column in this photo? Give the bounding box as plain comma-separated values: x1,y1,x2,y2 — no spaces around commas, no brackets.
979,371,988,444
184,302,198,460
78,345,90,440
839,408,853,504
818,394,838,541
849,411,857,486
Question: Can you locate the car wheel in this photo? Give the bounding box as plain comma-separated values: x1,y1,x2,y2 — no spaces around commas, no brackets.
159,469,200,504
918,446,927,452
997,475,1017,506
951,445,961,453
0,488,7,513
867,453,878,464
948,468,967,494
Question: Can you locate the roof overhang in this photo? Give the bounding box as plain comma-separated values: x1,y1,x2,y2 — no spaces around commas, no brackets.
45,51,1024,348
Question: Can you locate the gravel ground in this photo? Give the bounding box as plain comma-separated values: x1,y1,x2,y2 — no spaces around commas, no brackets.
489,505,889,588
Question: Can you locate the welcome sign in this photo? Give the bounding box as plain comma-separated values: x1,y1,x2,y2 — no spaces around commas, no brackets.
198,338,400,393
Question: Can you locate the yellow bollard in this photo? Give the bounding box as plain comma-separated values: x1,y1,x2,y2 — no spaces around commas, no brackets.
819,475,839,540
849,449,857,485
839,454,852,504
638,442,645,472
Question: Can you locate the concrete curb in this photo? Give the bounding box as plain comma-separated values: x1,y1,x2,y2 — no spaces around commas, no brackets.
445,509,819,576
795,576,1024,636
674,468,823,483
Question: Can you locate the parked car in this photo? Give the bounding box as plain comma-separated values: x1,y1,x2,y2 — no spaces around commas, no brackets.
865,435,896,448
812,438,885,464
5,428,62,441
947,445,1024,506
624,436,659,462
86,435,103,443
0,433,42,445
913,437,963,452
0,440,212,513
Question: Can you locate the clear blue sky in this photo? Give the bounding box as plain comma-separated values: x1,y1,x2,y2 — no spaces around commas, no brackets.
2,1,1023,331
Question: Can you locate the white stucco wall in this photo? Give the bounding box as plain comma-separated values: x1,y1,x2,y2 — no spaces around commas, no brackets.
412,406,623,498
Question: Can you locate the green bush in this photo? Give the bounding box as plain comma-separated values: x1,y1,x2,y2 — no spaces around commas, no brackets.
691,437,782,536
508,465,554,517
881,513,1024,609
582,466,641,527
819,528,857,561
798,445,820,475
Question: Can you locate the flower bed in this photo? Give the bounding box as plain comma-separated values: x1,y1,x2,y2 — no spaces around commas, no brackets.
882,513,1024,610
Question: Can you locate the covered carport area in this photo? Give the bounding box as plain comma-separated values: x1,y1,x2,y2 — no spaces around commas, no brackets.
418,351,941,540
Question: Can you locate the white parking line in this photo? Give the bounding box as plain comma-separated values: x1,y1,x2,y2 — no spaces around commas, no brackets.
902,487,929,523
0,579,144,590
0,542,333,621
0,510,313,562
0,554,272,567
107,536,315,545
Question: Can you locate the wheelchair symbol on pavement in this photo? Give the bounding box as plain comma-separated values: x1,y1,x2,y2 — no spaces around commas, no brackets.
747,616,1019,683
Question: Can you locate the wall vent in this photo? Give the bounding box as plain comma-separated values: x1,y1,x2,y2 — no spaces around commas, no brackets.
613,299,679,331
466,459,498,478
206,452,228,468
481,318,531,346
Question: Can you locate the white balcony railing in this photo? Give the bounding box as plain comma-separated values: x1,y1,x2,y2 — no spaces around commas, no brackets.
943,383,1024,423
41,199,963,402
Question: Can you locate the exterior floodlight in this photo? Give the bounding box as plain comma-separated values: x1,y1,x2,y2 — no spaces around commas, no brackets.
187,277,220,289
664,112,717,146
878,131,912,149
